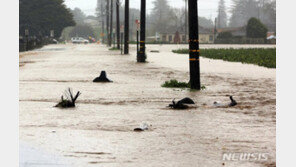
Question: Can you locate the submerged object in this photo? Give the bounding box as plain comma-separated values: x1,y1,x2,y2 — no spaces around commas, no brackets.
168,97,195,109
229,96,237,107
134,123,149,132
93,71,112,82
213,101,225,107
55,88,81,108
150,50,159,53
213,96,237,107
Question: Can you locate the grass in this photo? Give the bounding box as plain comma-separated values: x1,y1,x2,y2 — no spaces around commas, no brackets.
172,48,276,68
161,79,206,90
109,47,120,51
162,79,190,88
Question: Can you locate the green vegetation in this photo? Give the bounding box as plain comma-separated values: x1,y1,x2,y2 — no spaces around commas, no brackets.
217,32,233,39
20,0,75,38
109,47,120,51
229,0,275,31
162,79,190,88
246,17,268,38
172,48,276,68
201,85,206,90
161,79,206,90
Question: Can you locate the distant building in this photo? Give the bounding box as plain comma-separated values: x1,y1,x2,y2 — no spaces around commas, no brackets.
158,26,215,44
267,32,276,38
215,26,272,44
216,26,246,37
266,32,276,44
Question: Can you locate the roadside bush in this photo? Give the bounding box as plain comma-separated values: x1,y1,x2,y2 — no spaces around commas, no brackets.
162,79,189,88
162,79,206,90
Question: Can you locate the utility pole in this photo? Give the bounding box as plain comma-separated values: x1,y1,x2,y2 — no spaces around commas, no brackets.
25,29,29,51
109,0,113,47
185,0,188,43
137,29,139,54
101,0,105,43
131,14,134,41
136,20,139,55
214,17,217,43
116,0,120,49
188,0,201,90
137,0,146,62
121,25,124,54
218,8,221,28
106,0,110,45
124,0,129,54
113,29,116,47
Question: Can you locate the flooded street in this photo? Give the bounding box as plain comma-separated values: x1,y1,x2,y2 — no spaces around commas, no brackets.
19,44,276,167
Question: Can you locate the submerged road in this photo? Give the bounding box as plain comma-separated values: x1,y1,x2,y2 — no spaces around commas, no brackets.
19,44,276,167
20,142,70,167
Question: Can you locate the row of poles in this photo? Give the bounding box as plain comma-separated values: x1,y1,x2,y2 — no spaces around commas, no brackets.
101,0,200,90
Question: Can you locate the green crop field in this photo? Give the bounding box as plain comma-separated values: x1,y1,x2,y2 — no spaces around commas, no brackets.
172,48,276,68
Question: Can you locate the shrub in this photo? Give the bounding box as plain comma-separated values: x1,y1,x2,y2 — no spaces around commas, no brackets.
161,79,207,90
246,17,268,38
162,79,190,88
217,32,233,39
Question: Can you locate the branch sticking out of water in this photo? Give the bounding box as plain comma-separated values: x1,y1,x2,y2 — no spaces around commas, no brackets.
55,88,81,108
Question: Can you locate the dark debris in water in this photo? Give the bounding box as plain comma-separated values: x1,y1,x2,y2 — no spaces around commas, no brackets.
168,97,195,109
134,123,150,132
55,88,81,108
93,71,113,83
213,96,237,107
74,152,111,155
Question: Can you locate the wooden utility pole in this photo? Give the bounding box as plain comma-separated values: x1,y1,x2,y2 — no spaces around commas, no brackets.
136,25,139,54
131,14,134,41
116,0,120,49
109,0,113,47
106,0,110,45
218,8,221,28
214,17,217,43
188,0,201,90
124,0,129,54
121,25,124,54
101,0,105,43
185,0,188,43
137,0,146,62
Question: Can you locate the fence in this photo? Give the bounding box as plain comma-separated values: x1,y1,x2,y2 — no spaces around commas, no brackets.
19,37,55,52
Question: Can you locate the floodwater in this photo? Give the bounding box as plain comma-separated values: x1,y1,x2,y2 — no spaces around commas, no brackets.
20,141,70,167
19,44,276,167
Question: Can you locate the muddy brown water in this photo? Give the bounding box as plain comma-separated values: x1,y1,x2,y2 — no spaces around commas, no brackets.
19,44,276,167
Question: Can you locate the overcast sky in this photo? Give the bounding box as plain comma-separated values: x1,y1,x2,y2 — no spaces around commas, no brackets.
64,0,233,21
